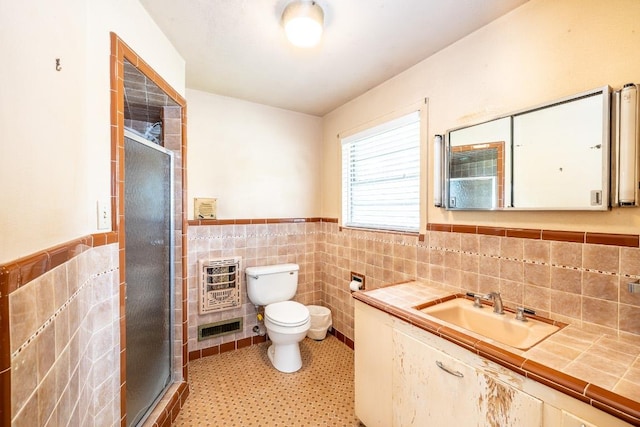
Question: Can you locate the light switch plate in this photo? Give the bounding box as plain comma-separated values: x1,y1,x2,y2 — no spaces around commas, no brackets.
97,199,111,230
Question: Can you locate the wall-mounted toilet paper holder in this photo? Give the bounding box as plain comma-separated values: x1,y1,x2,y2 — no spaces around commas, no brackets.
350,272,365,292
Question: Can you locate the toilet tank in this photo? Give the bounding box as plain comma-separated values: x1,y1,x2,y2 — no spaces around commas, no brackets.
245,263,299,306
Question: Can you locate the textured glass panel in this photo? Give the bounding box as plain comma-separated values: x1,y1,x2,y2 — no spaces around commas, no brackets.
125,137,173,426
449,177,497,209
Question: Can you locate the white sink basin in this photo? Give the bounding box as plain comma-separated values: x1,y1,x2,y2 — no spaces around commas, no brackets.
418,298,561,350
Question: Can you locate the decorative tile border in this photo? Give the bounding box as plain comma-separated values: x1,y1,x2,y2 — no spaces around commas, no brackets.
0,232,117,294
428,223,640,248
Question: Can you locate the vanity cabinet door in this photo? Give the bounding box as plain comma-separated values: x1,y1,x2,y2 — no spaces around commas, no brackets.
354,301,394,427
392,329,543,426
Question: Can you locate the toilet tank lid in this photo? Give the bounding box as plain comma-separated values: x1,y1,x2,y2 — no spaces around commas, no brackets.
245,263,299,277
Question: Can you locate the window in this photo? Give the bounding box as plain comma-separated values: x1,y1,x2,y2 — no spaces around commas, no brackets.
341,111,421,232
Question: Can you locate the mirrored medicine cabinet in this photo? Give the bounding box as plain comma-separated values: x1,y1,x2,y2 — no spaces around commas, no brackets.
441,86,611,211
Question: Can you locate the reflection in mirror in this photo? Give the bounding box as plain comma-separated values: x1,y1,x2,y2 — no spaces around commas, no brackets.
447,117,511,210
450,142,505,209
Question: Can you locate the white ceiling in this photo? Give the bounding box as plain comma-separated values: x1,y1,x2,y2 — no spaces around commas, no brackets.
139,0,529,116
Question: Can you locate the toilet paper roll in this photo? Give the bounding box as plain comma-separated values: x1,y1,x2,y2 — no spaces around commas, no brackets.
349,280,362,292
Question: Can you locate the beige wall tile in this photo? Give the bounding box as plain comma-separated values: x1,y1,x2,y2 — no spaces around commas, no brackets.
11,343,38,416
444,251,461,270
550,241,582,267
523,284,551,313
523,239,550,263
500,259,523,282
478,275,500,295
550,267,582,294
9,284,38,353
524,263,550,287
500,237,523,259
499,279,523,307
478,256,499,277
479,235,500,256
582,296,618,329
621,247,640,277
460,253,479,273
620,303,640,335
549,290,581,319
460,234,479,253
582,272,619,301
583,244,620,274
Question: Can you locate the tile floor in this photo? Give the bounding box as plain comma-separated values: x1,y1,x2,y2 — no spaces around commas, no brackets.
174,335,362,426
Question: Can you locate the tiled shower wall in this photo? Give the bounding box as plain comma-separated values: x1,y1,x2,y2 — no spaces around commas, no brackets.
186,219,640,352
186,222,322,354
9,244,120,426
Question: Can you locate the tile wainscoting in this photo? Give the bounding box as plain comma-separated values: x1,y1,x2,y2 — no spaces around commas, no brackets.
3,243,120,426
2,218,638,426
323,221,640,340
186,221,323,355
187,218,640,357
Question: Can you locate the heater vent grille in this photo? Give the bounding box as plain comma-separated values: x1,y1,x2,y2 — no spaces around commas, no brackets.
198,318,243,341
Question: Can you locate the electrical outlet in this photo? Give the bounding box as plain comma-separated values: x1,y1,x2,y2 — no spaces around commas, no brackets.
97,199,111,230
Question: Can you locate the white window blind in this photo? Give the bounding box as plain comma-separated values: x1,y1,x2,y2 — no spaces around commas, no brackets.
341,111,420,232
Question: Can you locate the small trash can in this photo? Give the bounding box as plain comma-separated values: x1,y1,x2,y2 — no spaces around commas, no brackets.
306,305,332,340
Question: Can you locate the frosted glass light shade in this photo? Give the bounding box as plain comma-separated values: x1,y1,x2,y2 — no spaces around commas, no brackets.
282,1,324,48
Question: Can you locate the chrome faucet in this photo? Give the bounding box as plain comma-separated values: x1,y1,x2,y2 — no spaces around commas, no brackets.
484,292,504,315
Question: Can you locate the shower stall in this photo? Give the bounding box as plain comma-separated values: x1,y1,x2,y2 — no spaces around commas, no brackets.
124,129,174,426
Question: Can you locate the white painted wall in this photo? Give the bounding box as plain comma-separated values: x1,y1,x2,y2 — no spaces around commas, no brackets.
4,0,640,262
186,89,323,219
0,0,185,263
322,0,640,234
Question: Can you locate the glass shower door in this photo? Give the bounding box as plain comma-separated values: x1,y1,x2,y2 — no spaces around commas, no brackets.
124,133,174,426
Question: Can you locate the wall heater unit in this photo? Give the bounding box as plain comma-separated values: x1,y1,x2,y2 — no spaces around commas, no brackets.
198,257,242,314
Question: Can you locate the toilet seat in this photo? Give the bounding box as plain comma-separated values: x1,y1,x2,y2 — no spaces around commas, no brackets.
265,301,310,327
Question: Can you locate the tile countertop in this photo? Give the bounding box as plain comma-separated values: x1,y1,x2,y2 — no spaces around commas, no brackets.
352,281,640,426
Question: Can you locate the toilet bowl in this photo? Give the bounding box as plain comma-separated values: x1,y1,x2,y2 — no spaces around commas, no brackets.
264,300,310,372
245,264,310,373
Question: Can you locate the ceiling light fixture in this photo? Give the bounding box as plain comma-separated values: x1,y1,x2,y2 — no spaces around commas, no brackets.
282,1,324,48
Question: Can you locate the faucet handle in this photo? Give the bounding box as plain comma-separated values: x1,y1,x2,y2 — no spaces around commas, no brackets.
466,292,484,308
516,307,537,321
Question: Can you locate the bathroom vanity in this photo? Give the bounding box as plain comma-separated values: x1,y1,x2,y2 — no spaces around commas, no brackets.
353,282,638,426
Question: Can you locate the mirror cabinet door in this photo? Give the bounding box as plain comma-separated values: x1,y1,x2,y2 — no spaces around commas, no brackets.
512,91,608,209
447,117,511,210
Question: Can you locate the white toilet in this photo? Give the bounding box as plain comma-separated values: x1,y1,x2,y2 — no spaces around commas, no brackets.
245,263,310,373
